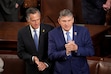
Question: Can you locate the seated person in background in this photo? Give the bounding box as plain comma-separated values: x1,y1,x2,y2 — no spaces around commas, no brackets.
17,7,54,74
48,9,94,74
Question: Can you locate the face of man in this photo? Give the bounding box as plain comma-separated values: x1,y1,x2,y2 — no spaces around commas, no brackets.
58,16,74,31
27,12,41,29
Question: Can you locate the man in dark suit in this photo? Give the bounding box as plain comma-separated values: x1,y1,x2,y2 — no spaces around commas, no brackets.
17,7,54,74
0,0,23,21
48,9,94,74
81,0,111,25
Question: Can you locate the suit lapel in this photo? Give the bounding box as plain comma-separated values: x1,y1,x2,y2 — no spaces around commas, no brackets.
73,25,77,43
38,24,46,55
58,25,78,44
26,26,37,51
58,27,66,44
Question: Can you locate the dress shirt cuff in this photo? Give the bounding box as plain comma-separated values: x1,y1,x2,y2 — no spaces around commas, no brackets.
44,62,49,68
32,56,35,62
75,50,77,53
66,53,72,56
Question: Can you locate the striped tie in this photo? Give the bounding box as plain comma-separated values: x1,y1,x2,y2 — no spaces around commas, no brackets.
34,29,38,51
66,32,71,43
66,32,72,57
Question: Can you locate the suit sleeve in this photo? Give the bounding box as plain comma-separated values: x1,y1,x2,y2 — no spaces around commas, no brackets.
17,30,33,64
48,31,68,61
72,28,95,57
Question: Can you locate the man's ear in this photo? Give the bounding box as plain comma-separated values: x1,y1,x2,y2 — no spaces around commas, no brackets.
58,18,60,24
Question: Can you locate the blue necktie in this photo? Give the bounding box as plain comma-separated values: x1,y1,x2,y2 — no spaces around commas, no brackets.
66,32,72,57
66,32,71,43
34,29,38,51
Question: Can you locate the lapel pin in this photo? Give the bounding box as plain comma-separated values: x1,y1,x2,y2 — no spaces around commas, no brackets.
42,29,45,32
74,32,77,36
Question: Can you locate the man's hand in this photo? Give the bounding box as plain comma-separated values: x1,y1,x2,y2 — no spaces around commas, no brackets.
15,3,19,8
103,0,111,11
37,62,47,71
34,56,39,65
34,56,47,71
65,41,78,55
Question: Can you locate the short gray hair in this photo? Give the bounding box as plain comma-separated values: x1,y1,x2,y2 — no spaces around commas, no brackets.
59,9,73,19
26,7,41,20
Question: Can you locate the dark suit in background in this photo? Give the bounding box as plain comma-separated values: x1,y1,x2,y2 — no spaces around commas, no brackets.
0,0,23,21
81,0,106,25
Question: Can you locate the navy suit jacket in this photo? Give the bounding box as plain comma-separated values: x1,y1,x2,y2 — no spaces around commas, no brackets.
17,24,53,74
48,24,94,74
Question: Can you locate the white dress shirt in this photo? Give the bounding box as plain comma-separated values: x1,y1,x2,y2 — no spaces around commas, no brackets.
30,25,40,39
62,26,73,42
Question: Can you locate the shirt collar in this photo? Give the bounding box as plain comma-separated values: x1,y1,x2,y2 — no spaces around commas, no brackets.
62,26,73,34
30,25,40,32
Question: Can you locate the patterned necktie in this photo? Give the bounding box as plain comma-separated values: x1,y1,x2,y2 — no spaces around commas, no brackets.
66,32,72,57
66,32,71,43
34,29,38,51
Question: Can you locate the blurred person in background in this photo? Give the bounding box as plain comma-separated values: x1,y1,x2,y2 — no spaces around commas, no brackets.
81,0,111,25
0,0,23,22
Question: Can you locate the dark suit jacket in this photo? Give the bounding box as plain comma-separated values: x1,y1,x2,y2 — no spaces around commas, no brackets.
17,24,54,74
0,0,23,21
81,0,106,25
0,0,23,14
48,24,94,74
